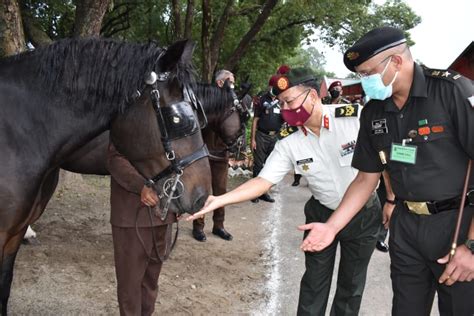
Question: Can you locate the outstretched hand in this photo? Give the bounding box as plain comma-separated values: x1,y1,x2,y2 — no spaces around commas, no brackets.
298,222,337,252
185,195,222,221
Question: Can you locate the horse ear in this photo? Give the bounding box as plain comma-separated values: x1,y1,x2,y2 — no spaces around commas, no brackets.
159,39,196,72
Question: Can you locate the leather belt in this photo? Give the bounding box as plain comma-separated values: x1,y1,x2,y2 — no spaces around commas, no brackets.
257,128,278,136
404,190,474,215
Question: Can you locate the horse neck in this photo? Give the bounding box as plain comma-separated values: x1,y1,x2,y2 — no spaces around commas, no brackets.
197,84,232,126
9,80,120,166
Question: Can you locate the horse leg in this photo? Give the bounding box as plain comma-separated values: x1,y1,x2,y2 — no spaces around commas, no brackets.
22,168,60,242
1,169,59,314
0,228,27,316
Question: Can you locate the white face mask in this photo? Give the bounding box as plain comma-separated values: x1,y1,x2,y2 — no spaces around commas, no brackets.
360,56,398,100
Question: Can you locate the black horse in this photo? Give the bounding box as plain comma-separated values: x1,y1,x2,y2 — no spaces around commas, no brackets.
0,38,212,314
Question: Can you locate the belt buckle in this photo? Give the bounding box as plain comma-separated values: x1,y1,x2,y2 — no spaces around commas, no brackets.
405,201,431,215
268,131,276,136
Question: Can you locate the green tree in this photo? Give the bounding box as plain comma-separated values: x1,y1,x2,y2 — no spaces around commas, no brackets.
1,0,421,91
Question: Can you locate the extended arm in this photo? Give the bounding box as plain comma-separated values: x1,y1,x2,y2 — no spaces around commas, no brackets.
299,170,381,252
187,177,273,220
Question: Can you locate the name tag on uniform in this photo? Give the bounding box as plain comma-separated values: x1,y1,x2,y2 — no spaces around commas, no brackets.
371,119,388,135
296,158,313,165
390,143,417,164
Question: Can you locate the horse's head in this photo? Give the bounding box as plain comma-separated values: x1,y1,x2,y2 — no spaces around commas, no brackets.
197,83,250,153
110,40,211,217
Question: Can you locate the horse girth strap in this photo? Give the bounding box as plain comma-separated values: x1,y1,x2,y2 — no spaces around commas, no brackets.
150,144,209,183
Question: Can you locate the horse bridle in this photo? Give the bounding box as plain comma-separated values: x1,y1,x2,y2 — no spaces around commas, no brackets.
143,71,209,221
220,88,250,152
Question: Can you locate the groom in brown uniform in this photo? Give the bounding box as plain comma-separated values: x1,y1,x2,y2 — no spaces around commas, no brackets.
106,142,176,315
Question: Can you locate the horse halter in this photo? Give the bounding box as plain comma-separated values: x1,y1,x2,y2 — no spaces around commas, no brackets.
143,71,209,220
221,88,250,152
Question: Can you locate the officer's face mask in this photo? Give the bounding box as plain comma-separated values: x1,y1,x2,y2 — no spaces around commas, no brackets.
330,89,341,99
224,79,235,90
360,56,398,100
280,89,313,126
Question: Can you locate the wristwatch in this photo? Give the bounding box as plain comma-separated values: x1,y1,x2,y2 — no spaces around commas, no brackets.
465,239,474,253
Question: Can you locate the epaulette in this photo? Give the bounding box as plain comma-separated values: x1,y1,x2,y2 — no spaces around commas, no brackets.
423,66,463,82
278,124,298,140
335,103,359,118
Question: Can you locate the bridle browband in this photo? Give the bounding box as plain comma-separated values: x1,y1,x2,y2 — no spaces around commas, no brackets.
143,71,209,221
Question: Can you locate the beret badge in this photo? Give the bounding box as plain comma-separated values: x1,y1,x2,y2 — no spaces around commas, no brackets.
346,51,359,61
276,76,290,91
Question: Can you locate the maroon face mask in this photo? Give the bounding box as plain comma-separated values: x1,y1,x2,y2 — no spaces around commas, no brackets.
280,90,312,126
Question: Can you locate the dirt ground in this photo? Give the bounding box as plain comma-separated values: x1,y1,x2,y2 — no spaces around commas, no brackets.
10,172,270,315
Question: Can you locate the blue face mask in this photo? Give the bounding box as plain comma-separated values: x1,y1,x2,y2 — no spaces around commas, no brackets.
360,57,398,100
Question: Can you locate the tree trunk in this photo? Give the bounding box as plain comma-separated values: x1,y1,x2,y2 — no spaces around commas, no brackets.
201,0,212,82
171,0,182,40
225,0,278,71
0,0,26,57
74,0,112,37
22,12,53,47
209,0,234,73
183,0,195,39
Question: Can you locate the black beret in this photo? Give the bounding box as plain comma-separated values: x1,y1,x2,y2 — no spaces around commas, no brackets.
343,26,406,72
272,67,316,96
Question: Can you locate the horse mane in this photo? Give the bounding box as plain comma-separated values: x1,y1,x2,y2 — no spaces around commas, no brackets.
195,83,235,115
0,37,196,114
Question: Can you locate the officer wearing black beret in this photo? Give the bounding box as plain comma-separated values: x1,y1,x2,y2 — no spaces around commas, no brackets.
300,26,474,315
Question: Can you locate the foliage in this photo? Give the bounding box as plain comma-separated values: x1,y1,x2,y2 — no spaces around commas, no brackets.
318,0,422,50
14,0,420,94
21,0,75,39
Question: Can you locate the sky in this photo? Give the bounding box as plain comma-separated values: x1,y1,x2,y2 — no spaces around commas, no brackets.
313,0,474,78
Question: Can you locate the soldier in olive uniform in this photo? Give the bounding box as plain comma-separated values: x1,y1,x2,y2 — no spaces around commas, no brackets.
299,27,474,315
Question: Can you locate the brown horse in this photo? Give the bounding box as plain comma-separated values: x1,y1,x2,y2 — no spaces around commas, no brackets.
0,38,212,314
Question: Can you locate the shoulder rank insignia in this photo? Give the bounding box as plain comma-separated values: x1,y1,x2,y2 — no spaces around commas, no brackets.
425,67,462,81
278,124,298,139
335,104,359,118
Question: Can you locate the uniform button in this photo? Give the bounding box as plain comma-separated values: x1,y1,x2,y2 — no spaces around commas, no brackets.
399,114,404,119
